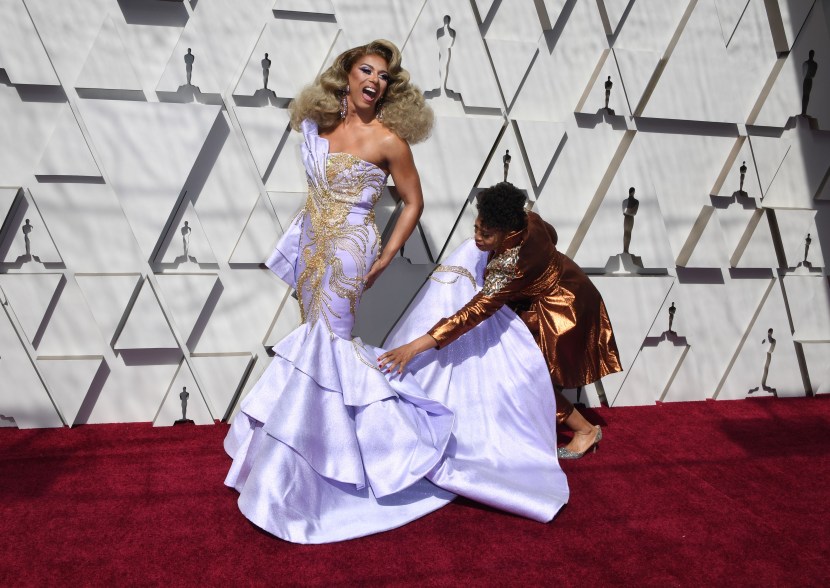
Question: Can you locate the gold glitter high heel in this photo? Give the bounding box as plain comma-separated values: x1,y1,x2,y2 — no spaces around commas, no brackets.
557,425,602,460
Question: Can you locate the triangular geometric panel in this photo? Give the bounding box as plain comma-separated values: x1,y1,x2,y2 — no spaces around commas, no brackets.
76,274,142,345
190,354,254,420
233,18,339,98
24,0,110,86
263,128,307,192
472,0,499,24
485,39,539,108
229,194,281,264
485,0,542,42
404,0,503,109
747,133,791,198
154,0,275,94
768,0,816,51
775,209,823,269
114,278,179,350
641,0,742,123
682,208,730,267
477,123,534,194
153,361,214,426
438,197,477,264
612,48,662,115
711,139,762,199
512,119,567,190
190,271,287,354
35,105,102,178
0,191,63,267
74,15,143,90
639,132,736,262
589,275,675,404
0,0,60,85
662,271,772,402
155,201,217,268
0,308,64,428
114,1,188,92
717,280,804,399
234,106,291,180
27,183,145,274
37,357,104,426
0,273,63,346
509,0,609,121
574,170,673,270
535,119,630,255
154,274,220,344
782,275,830,343
263,289,302,348
36,277,106,358
190,113,269,263
265,191,307,235
77,99,221,259
354,257,436,347
577,51,629,116
81,353,181,424
715,205,760,264
615,337,690,406
753,1,829,127
731,211,779,268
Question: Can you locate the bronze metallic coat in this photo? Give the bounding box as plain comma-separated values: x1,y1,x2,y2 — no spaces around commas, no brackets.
428,212,622,421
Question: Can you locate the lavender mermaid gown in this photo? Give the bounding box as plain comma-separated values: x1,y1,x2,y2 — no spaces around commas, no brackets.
225,119,568,544
224,120,455,544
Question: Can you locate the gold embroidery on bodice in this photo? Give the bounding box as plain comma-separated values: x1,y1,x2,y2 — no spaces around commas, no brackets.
295,153,386,333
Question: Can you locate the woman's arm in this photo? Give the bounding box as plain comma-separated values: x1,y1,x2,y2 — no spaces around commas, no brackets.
364,135,424,288
379,259,528,374
377,334,438,374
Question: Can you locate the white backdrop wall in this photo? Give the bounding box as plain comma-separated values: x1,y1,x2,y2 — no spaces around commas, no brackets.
0,0,828,428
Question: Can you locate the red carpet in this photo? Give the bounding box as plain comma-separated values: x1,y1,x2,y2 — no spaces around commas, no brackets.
2,396,828,587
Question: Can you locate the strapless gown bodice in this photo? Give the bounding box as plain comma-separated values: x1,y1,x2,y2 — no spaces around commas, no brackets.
267,120,390,339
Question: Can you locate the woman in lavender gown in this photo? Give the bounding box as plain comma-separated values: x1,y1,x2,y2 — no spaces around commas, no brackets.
223,40,456,544
225,40,571,544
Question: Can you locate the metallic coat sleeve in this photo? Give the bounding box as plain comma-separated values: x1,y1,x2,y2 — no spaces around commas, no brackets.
427,263,534,348
428,291,507,348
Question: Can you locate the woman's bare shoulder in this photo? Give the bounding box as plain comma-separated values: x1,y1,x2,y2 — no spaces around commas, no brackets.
377,126,411,161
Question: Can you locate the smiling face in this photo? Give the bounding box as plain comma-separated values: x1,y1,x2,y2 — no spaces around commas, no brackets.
473,217,506,252
347,53,390,111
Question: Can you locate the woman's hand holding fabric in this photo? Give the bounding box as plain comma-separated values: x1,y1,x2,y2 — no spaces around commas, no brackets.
378,334,437,374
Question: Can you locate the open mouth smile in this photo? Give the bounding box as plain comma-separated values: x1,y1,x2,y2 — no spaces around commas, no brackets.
362,86,378,102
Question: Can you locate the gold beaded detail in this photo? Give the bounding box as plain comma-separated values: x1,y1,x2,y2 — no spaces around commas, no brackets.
295,153,386,333
481,246,520,296
430,264,477,288
351,338,381,372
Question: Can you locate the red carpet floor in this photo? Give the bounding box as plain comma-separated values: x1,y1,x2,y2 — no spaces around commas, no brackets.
2,396,829,587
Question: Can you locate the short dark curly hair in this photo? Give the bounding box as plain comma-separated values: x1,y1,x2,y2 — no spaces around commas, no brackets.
476,182,527,232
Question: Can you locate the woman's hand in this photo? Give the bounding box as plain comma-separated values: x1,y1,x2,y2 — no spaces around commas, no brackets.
363,257,390,290
378,334,438,374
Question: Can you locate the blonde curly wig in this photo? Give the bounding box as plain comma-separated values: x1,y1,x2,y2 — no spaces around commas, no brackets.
289,39,434,144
